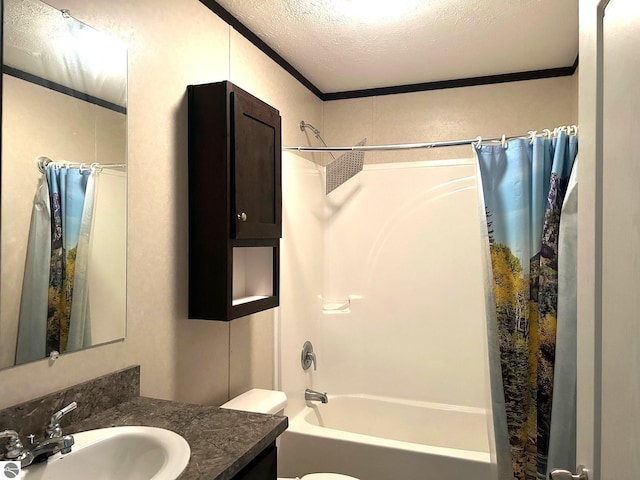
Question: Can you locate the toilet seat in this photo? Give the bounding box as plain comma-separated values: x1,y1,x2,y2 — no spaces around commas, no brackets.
279,474,359,480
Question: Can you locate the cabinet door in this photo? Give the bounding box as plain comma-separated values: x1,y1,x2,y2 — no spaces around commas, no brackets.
232,89,282,239
233,444,277,480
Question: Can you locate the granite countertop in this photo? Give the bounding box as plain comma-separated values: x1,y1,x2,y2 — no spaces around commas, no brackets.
66,396,288,480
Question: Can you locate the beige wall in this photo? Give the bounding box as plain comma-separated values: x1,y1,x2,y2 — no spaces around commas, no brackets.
0,0,322,409
323,74,578,164
0,0,578,411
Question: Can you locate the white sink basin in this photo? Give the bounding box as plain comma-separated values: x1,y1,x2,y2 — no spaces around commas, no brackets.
21,426,191,480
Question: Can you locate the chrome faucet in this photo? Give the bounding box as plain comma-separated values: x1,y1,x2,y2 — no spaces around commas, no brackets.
44,401,77,439
0,430,27,462
301,341,317,371
19,435,75,467
1,401,77,467
305,389,328,403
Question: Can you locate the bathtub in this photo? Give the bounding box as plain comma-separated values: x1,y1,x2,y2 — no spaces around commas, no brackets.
278,394,494,480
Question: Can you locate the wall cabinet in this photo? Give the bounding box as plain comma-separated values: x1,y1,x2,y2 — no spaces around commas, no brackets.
187,81,281,321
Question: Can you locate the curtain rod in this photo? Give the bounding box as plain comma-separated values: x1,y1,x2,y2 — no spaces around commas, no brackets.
284,126,578,153
36,156,127,173
284,137,496,152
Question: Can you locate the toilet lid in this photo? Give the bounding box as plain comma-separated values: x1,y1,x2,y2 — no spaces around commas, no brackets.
302,475,360,480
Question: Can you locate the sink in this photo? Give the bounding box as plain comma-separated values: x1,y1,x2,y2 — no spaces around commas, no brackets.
21,426,191,480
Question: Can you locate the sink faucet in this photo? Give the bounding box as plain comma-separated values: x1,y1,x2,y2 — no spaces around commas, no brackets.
0,430,27,463
1,401,77,468
19,435,75,467
305,389,328,403
44,401,77,439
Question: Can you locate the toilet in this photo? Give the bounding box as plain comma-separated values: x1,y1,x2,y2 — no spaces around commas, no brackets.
220,389,359,480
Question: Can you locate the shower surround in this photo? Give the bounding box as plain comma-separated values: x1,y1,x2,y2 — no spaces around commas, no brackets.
278,156,495,478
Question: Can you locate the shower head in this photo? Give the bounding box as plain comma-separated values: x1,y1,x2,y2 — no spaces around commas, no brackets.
299,120,366,195
300,121,321,137
325,138,366,195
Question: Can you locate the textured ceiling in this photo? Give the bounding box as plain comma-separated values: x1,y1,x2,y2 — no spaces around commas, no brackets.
4,0,127,107
214,0,579,94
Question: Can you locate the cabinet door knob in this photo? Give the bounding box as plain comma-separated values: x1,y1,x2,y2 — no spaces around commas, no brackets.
237,212,247,222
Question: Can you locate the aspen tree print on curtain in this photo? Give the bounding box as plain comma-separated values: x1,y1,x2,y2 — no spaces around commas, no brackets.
44,165,95,356
16,164,97,364
476,131,577,480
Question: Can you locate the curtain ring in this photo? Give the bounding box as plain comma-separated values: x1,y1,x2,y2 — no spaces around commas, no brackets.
543,129,552,138
527,131,537,144
501,134,507,148
474,136,483,148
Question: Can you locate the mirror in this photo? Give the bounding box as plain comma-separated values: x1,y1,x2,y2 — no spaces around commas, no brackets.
1,0,127,368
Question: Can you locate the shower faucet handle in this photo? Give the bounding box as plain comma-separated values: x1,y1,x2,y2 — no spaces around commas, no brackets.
301,341,316,371
306,351,317,370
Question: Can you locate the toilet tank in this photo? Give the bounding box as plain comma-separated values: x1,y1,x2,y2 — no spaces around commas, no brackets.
220,388,288,415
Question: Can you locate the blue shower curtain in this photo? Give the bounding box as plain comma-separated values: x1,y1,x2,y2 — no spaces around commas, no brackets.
475,131,578,480
16,165,96,363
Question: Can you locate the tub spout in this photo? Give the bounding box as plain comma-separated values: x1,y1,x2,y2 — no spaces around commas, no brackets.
305,389,328,403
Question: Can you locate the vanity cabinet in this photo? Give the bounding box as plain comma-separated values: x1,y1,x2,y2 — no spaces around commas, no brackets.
233,443,278,480
188,81,281,321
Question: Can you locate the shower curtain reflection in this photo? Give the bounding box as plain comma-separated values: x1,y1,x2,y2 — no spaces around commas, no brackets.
16,164,97,364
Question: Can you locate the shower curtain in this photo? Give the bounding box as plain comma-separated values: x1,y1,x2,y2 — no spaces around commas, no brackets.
15,177,51,364
16,164,96,363
475,131,578,480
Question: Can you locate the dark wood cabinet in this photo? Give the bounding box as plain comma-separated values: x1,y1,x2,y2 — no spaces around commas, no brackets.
232,444,277,480
232,89,282,239
188,81,281,321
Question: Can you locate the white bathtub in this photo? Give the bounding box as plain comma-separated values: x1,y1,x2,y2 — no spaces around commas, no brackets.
278,394,494,480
